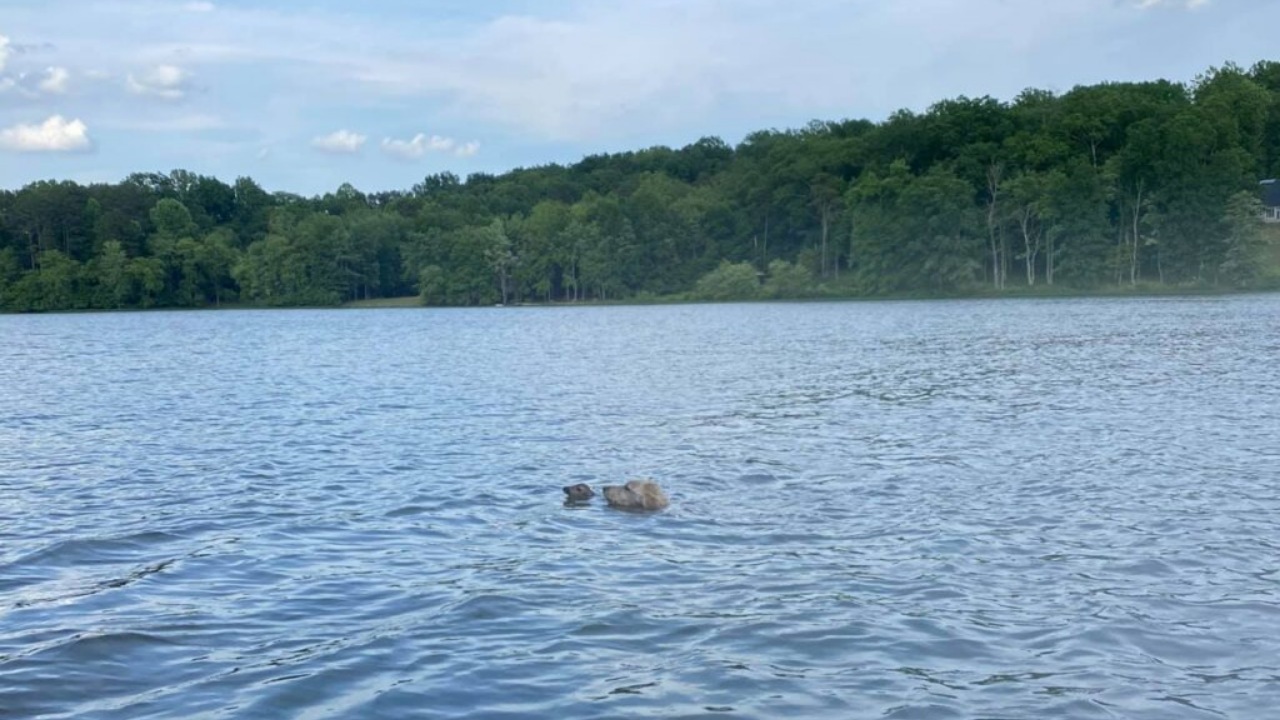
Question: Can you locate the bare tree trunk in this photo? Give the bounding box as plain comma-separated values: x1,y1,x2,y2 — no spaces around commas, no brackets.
819,205,829,278
847,216,856,277
833,213,841,280
26,230,39,269
1046,234,1055,286
1115,224,1125,286
1129,181,1144,286
998,223,1006,288
986,163,1004,290
1019,206,1041,287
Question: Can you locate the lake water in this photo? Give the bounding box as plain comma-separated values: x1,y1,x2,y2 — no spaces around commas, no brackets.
1,295,1278,719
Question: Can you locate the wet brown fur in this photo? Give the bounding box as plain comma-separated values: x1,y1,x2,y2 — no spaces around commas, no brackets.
601,479,669,511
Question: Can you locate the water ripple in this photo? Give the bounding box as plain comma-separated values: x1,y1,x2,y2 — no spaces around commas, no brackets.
1,296,1278,718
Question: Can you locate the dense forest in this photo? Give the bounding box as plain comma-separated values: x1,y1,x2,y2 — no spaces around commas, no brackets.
3,62,1280,312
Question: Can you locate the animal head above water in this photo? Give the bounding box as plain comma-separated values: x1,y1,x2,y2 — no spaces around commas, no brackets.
562,483,596,503
602,479,669,511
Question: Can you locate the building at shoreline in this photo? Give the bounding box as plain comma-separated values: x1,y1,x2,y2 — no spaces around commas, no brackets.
1262,179,1280,222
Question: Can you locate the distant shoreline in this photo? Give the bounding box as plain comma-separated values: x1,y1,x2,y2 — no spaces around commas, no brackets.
3,284,1274,317
342,284,1279,310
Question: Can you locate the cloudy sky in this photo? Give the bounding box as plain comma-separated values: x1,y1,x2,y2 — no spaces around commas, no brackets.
0,0,1275,196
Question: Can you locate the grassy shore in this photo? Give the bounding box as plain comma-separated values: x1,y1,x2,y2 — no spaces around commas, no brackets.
343,296,425,309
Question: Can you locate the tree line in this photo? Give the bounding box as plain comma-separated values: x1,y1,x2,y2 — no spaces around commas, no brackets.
2,61,1279,312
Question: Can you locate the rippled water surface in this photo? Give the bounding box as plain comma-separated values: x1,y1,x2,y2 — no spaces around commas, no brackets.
2,296,1279,719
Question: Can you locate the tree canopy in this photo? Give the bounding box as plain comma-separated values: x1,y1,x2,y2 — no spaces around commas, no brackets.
3,61,1279,312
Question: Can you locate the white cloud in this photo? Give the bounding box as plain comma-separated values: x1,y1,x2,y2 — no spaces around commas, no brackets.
112,113,227,132
1137,0,1209,8
38,66,69,94
0,34,10,74
312,129,366,153
380,133,469,160
428,135,456,152
380,135,428,159
185,1,216,11
126,64,190,99
0,66,70,98
0,115,92,152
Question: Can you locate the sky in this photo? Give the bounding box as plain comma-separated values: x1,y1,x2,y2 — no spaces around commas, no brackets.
0,0,1276,196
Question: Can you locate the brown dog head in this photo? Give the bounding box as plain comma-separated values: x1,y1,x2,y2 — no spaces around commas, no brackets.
602,479,669,511
562,483,596,503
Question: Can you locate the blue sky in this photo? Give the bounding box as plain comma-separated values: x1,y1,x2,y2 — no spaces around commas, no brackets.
1,0,1275,196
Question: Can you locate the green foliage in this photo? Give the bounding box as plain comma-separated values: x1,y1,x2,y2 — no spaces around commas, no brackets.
418,265,447,306
129,256,166,308
87,239,131,308
849,163,982,292
150,198,198,241
9,251,87,311
3,61,1280,313
694,261,761,301
0,247,22,306
763,259,813,298
1219,191,1268,286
